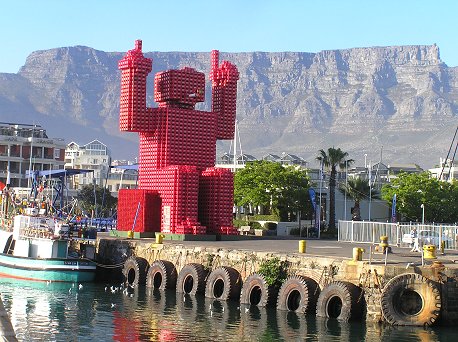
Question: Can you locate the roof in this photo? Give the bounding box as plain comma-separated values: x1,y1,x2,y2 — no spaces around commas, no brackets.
112,164,139,170
26,169,94,178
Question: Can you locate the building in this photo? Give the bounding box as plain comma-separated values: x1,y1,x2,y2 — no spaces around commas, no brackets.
0,122,65,187
106,160,138,195
64,139,111,189
215,152,307,169
429,158,458,182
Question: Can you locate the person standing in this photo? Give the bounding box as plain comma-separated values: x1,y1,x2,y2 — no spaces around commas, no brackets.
410,227,420,252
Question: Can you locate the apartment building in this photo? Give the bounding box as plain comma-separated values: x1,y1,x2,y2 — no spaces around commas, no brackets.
0,122,65,187
64,139,111,189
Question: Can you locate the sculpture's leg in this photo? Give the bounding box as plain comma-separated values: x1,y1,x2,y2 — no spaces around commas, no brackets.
199,167,237,235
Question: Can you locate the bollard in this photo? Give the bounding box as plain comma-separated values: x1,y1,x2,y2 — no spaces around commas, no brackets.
379,235,389,254
299,240,306,253
423,244,437,259
352,247,364,261
441,241,445,254
127,230,134,239
156,233,165,244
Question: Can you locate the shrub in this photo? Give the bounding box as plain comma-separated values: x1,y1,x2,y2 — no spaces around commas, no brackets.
253,214,279,222
233,219,249,228
258,257,288,287
249,221,262,230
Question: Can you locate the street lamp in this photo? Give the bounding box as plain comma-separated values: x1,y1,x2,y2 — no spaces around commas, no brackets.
368,161,372,221
421,204,425,225
344,160,348,220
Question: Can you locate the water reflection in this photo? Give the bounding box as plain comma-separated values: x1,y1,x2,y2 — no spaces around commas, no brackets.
0,279,456,341
276,310,315,341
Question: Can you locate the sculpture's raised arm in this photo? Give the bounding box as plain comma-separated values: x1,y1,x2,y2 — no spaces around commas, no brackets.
118,40,155,132
210,50,239,140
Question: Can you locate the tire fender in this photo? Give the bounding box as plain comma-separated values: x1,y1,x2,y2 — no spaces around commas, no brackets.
176,263,208,295
205,266,241,300
122,256,149,287
277,275,320,314
240,273,278,307
146,260,177,290
381,273,441,326
316,281,365,321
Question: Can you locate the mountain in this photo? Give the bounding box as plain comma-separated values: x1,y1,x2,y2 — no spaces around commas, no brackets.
1,44,457,168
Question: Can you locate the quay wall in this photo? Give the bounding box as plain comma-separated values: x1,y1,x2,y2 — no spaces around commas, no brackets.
96,238,458,325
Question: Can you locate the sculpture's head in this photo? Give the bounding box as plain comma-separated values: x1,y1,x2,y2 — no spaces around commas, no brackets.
154,67,205,107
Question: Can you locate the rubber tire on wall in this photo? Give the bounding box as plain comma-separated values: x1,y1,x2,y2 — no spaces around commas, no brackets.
176,263,208,295
240,273,277,307
205,266,241,300
316,281,364,321
277,275,320,314
122,256,149,287
381,273,441,326
146,260,177,290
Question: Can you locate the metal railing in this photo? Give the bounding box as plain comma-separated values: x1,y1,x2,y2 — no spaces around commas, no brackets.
338,220,458,249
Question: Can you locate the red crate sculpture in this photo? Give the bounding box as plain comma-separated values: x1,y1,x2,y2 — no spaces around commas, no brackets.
117,40,239,235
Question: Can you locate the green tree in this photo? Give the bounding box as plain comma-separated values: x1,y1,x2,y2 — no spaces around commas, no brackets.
381,172,458,223
339,177,379,221
234,161,311,221
77,184,117,217
316,147,354,229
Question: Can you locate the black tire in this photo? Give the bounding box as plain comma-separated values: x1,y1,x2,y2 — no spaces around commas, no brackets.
176,263,208,295
146,260,177,290
205,266,241,300
316,281,364,321
122,256,149,287
277,275,320,314
239,273,277,307
381,273,441,326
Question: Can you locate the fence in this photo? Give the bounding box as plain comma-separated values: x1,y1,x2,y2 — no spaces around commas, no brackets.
338,220,458,250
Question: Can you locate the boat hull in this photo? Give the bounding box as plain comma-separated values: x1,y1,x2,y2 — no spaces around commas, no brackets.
0,253,96,282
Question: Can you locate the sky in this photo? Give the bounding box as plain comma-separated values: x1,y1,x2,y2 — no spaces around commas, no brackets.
1,0,457,73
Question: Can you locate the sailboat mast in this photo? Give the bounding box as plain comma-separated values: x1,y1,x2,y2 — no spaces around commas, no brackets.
233,120,238,171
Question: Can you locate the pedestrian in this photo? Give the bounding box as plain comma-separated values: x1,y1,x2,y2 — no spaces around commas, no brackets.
410,227,420,252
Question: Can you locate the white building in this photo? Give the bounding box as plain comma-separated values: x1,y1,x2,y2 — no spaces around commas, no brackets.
0,122,65,187
64,139,111,189
429,158,458,182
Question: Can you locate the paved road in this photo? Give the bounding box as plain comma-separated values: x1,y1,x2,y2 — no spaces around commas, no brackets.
161,236,458,268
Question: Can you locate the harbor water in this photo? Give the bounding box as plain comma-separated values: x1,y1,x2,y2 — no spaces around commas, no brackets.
1,278,457,341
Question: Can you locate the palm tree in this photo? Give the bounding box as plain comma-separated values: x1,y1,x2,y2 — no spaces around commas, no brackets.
339,178,379,221
316,147,353,230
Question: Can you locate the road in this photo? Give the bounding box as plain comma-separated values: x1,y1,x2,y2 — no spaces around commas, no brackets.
161,236,458,268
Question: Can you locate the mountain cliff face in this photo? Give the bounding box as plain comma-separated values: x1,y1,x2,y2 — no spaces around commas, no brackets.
0,44,457,168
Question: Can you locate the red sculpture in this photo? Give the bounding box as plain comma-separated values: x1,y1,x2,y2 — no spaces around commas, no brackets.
117,40,239,235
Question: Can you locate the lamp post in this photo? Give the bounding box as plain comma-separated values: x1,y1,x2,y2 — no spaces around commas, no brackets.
421,204,425,225
344,160,348,220
368,161,372,221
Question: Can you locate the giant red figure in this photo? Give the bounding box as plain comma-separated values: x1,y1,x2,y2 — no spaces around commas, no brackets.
117,40,239,235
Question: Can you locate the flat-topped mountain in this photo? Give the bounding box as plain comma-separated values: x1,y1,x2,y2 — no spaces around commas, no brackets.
1,44,457,168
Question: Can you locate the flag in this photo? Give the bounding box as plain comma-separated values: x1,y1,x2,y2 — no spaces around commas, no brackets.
391,194,397,223
308,188,316,210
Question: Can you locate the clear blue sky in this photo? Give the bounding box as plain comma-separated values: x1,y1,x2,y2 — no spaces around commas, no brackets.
1,0,457,73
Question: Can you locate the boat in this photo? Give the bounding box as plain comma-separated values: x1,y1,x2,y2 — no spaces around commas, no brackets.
0,186,97,283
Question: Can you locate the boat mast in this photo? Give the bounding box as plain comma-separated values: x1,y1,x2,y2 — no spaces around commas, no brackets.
27,123,36,189
439,125,458,181
233,120,237,171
